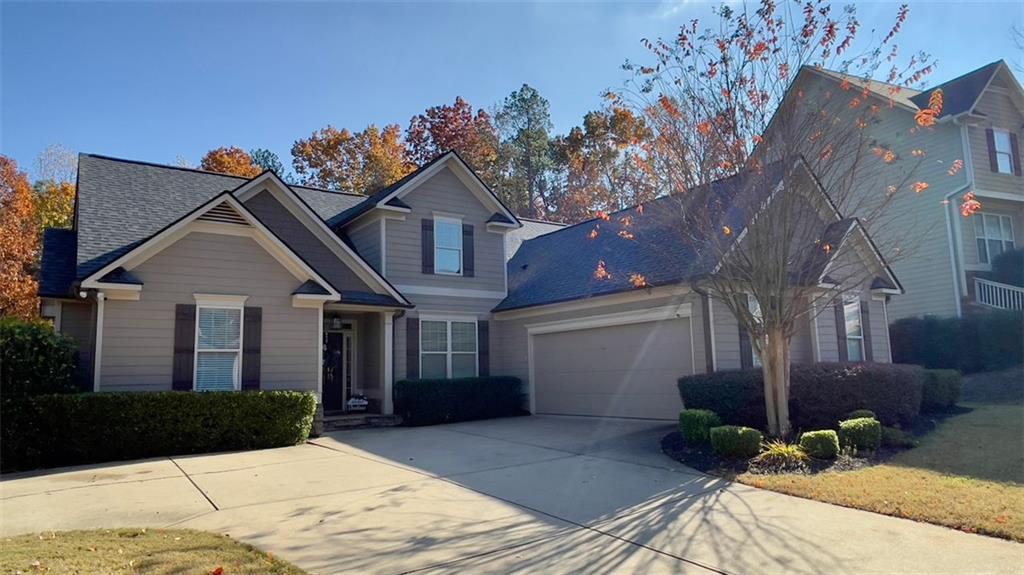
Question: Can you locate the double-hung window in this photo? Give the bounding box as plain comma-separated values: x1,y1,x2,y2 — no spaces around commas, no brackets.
420,318,477,379
993,129,1014,174
195,305,243,391
434,217,463,275
975,213,1015,264
843,296,864,362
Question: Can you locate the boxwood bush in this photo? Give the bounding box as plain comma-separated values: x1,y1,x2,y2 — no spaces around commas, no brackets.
0,317,80,397
799,430,840,459
678,409,721,444
1,391,317,472
921,369,962,412
838,417,881,451
393,376,525,426
678,363,924,430
709,425,762,458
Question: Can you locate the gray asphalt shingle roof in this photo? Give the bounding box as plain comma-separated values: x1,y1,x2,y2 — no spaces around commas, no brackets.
909,60,1003,119
494,162,786,312
74,155,365,280
39,228,77,297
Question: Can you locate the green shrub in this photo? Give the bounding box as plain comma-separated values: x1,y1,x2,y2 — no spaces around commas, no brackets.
846,409,876,420
921,369,962,412
752,439,809,470
709,425,762,459
839,417,882,451
881,426,916,448
678,363,924,430
678,409,721,444
393,377,524,426
1,391,317,472
799,430,840,459
890,312,1023,373
0,317,80,397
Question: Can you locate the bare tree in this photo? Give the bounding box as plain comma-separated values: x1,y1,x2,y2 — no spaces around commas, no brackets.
34,144,77,184
609,1,954,435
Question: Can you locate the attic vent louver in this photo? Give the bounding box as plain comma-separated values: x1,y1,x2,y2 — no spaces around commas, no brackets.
198,202,249,226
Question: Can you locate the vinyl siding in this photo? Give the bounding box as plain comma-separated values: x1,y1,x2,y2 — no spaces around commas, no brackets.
969,86,1024,196
394,293,499,381
244,189,375,293
816,300,841,362
61,301,96,383
384,167,506,293
868,298,892,362
711,297,816,369
99,232,318,392
348,219,382,274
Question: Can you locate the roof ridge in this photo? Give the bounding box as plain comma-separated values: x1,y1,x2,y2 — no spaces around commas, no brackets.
82,153,368,198
916,60,1004,94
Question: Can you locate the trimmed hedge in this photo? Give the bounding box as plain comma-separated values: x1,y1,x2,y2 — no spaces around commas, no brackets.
678,409,721,444
921,369,962,412
0,317,80,397
890,311,1023,373
393,377,525,426
678,363,924,430
846,409,876,420
881,426,916,448
838,417,881,451
1,391,317,472
709,425,762,458
799,430,840,459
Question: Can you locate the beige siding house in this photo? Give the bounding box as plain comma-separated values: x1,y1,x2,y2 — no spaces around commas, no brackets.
803,60,1024,319
41,150,898,422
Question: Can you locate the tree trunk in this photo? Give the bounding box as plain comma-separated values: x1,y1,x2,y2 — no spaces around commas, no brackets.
761,327,792,437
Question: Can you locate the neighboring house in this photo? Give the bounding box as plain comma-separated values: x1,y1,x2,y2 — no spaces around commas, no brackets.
800,60,1024,319
40,151,897,422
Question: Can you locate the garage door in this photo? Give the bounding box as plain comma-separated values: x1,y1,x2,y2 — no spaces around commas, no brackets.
532,318,693,420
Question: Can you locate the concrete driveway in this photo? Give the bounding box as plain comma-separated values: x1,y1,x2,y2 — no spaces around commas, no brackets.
1,416,1020,574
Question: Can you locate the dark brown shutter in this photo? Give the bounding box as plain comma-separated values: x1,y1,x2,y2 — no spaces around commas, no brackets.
477,320,489,376
860,301,873,362
406,318,419,379
172,304,196,391
463,223,475,277
834,300,849,361
737,294,753,369
986,128,999,172
1010,132,1022,176
241,306,262,390
702,294,715,373
421,219,434,274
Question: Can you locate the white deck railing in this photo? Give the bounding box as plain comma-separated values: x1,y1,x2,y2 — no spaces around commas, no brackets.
975,277,1024,310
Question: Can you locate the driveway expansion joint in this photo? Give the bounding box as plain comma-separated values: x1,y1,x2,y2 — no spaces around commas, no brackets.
170,457,219,511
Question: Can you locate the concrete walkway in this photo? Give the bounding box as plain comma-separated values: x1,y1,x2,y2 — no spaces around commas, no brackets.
1,416,1021,574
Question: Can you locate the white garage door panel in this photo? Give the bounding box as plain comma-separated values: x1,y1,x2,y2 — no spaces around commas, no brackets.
533,318,692,420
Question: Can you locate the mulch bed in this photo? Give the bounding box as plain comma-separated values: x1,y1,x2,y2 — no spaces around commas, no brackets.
661,431,907,478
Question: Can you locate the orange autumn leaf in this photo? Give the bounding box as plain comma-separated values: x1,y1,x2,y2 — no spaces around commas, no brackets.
697,121,713,136
913,181,929,193
722,225,732,236
960,191,981,217
911,149,926,157
617,230,635,240
596,211,611,221
914,108,937,127
594,260,611,280
629,273,649,288
588,227,599,240
948,159,963,176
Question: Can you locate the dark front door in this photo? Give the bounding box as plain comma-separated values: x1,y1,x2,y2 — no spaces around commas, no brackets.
324,332,345,411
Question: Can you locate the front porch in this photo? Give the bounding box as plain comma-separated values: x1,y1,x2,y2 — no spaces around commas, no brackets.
320,305,398,417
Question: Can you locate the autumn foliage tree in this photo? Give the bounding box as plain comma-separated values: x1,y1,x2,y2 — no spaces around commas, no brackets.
32,144,78,230
406,97,501,187
1,156,40,319
613,1,951,435
200,146,261,178
291,124,412,194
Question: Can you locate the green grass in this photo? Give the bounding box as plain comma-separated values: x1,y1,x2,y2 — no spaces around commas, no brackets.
0,529,307,574
738,368,1024,541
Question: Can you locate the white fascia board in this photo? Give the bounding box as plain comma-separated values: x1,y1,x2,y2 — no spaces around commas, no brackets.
525,303,693,336
231,171,410,305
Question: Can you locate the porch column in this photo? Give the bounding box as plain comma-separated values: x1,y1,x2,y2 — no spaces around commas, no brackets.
382,311,394,415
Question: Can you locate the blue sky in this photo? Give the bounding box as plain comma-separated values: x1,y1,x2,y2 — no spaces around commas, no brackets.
2,1,1021,180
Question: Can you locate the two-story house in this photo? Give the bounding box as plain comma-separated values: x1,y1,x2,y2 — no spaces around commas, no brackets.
40,152,901,421
802,60,1023,319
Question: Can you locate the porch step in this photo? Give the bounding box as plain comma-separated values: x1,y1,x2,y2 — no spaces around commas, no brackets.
321,413,403,432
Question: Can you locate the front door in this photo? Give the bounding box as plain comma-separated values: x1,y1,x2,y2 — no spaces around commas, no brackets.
323,330,355,412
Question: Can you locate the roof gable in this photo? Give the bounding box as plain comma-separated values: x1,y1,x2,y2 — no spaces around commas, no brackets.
908,60,1007,119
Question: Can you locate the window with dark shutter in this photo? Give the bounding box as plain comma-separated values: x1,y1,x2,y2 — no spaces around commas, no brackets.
406,318,419,379
860,302,874,362
463,224,475,278
421,219,434,274
477,320,489,376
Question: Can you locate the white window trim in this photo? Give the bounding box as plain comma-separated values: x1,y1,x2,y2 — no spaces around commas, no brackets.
974,212,1015,265
193,295,247,392
419,317,478,379
843,296,865,362
993,128,1014,175
433,216,464,276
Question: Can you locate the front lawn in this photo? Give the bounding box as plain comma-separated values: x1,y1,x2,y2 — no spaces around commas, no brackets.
0,529,307,574
738,368,1024,541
